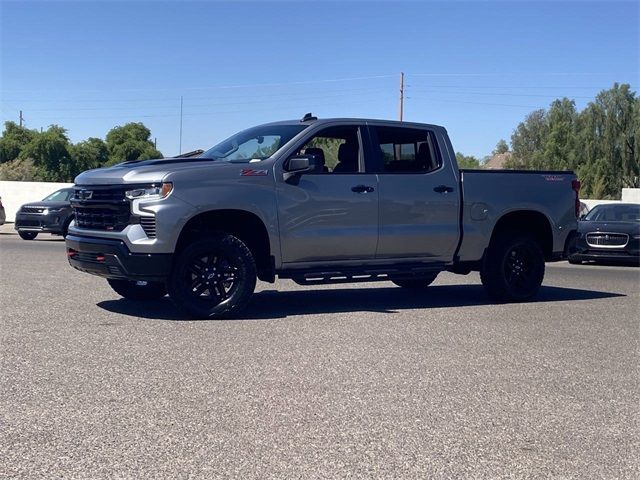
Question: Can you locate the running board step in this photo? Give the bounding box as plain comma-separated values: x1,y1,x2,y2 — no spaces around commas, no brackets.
281,264,446,286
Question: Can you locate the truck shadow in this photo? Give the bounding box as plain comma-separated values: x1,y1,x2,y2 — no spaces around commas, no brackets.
97,284,625,321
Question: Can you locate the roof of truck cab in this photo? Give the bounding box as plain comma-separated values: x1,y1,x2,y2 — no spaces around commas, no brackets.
261,118,445,130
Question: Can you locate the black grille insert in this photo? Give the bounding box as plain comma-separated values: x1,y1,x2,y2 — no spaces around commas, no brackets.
72,185,133,231
139,216,157,238
21,206,46,214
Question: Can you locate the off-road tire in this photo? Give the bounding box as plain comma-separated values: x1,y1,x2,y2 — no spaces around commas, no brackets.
167,234,257,319
18,231,38,240
480,232,545,302
107,279,167,300
392,273,438,289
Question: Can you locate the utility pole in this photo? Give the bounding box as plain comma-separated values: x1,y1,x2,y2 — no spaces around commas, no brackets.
179,96,183,155
19,110,24,127
398,72,404,121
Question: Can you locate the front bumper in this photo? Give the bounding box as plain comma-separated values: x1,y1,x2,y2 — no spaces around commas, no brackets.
65,234,172,281
568,236,640,264
15,212,66,234
568,251,640,264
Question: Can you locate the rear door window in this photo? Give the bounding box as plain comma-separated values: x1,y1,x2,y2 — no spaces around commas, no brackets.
372,126,441,173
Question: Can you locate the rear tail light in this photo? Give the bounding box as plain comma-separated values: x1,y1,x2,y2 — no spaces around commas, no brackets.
571,179,581,218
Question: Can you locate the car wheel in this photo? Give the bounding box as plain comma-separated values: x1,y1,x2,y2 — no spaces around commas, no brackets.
392,273,438,289
567,257,582,265
480,232,545,302
18,231,38,240
107,279,167,300
167,234,257,319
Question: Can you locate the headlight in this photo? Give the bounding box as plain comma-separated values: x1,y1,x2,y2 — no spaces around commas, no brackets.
125,182,173,200
43,207,63,214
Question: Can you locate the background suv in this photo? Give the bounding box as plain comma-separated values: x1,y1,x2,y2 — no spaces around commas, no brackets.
14,188,75,240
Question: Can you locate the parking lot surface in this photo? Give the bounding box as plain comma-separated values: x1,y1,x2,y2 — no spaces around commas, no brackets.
1,225,638,479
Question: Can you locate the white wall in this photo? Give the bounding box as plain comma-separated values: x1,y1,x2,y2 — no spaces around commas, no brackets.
581,188,640,211
0,181,73,222
622,188,640,203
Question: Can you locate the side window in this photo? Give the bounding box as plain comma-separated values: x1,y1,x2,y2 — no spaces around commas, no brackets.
296,126,361,173
374,126,441,173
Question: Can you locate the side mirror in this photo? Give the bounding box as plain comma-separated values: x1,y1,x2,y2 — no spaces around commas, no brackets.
288,156,312,172
284,154,323,183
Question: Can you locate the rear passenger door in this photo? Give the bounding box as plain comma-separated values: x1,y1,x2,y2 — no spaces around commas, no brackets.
369,124,460,262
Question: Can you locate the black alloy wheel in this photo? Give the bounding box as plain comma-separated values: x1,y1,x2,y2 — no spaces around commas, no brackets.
18,231,38,240
481,233,545,302
167,234,257,319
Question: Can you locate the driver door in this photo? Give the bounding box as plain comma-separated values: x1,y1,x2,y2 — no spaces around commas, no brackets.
276,124,379,265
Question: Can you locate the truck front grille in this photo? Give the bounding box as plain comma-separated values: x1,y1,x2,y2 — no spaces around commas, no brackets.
586,232,628,248
72,185,132,232
74,206,130,231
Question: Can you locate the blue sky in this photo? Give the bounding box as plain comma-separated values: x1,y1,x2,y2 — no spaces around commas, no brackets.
1,1,638,158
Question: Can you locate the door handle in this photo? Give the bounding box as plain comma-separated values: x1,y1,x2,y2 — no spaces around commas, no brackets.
434,185,454,193
352,185,375,193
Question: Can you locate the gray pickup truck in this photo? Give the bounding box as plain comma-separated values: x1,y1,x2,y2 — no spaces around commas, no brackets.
66,115,580,318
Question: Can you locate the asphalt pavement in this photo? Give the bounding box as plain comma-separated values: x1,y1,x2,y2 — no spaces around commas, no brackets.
1,225,638,479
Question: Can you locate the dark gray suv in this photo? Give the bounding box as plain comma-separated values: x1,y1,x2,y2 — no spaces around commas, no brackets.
15,188,75,240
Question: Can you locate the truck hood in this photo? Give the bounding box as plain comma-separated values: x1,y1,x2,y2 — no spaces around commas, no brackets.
74,156,253,185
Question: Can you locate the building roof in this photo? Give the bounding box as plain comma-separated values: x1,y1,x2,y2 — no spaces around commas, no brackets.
484,152,512,169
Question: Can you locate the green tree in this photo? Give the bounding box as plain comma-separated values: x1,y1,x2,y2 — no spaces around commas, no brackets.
493,139,509,155
19,125,74,182
455,152,481,169
105,123,162,165
543,98,577,171
0,157,43,181
507,109,548,169
71,137,109,173
0,121,37,163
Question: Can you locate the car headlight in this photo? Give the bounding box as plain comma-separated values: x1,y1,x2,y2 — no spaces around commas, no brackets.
125,182,173,200
43,207,63,215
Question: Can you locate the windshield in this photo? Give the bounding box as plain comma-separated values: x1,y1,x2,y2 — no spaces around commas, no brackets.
42,189,73,202
584,204,640,222
201,124,307,161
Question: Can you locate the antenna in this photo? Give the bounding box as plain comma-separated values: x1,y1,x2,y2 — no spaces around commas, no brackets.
301,112,317,122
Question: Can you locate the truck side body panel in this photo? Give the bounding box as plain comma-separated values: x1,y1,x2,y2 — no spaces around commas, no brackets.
458,170,578,263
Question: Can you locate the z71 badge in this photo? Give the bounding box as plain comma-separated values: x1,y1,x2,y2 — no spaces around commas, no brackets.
240,168,268,177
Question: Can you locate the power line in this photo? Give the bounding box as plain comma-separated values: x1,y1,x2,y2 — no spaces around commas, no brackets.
14,88,392,112
409,89,595,99
0,74,397,95
27,97,390,121
408,97,541,109
408,72,637,77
